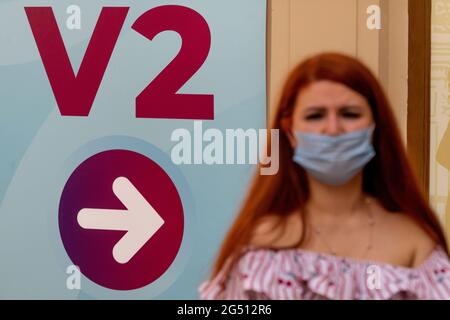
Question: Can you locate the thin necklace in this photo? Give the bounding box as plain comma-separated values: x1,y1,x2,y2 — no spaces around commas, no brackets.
311,197,375,258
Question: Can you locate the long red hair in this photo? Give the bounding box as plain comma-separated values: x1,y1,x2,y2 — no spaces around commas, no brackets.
211,52,449,277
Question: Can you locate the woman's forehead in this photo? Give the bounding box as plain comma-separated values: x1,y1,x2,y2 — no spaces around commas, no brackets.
296,80,369,107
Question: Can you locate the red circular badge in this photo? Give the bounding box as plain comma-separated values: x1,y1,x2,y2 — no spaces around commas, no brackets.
59,150,184,290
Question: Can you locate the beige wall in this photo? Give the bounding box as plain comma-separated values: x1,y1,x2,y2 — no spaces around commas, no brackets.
430,0,450,234
267,0,408,142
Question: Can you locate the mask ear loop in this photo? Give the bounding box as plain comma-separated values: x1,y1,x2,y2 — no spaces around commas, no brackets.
280,116,297,149
368,124,376,145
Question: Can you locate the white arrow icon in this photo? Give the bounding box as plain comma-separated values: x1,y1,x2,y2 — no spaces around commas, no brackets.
77,176,165,264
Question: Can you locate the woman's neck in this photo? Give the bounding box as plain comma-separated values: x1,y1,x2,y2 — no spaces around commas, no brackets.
306,172,368,220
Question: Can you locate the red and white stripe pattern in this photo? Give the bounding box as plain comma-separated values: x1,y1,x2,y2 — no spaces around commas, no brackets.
199,246,450,300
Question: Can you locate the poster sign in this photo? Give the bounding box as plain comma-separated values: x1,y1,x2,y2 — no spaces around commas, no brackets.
0,0,266,299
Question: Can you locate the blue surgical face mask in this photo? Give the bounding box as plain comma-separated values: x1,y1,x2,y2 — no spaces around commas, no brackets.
292,125,376,186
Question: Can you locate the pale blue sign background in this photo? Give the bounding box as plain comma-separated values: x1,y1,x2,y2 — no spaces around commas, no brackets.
0,0,266,298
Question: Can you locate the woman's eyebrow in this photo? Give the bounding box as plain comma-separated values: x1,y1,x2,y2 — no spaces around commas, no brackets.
339,105,364,111
303,106,326,113
302,105,365,113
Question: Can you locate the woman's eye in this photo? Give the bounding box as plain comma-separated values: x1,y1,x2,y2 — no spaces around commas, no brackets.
341,112,361,119
305,113,323,120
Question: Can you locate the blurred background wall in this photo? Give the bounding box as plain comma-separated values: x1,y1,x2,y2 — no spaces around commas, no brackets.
431,0,450,239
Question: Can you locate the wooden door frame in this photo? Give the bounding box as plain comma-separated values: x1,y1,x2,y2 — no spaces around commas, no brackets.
407,0,431,198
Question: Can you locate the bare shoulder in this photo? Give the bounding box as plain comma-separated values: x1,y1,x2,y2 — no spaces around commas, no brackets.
381,209,437,267
249,212,303,248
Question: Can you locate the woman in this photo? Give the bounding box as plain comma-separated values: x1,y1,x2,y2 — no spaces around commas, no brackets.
199,52,450,300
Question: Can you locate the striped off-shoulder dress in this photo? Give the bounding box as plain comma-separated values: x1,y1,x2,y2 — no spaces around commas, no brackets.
199,245,450,300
